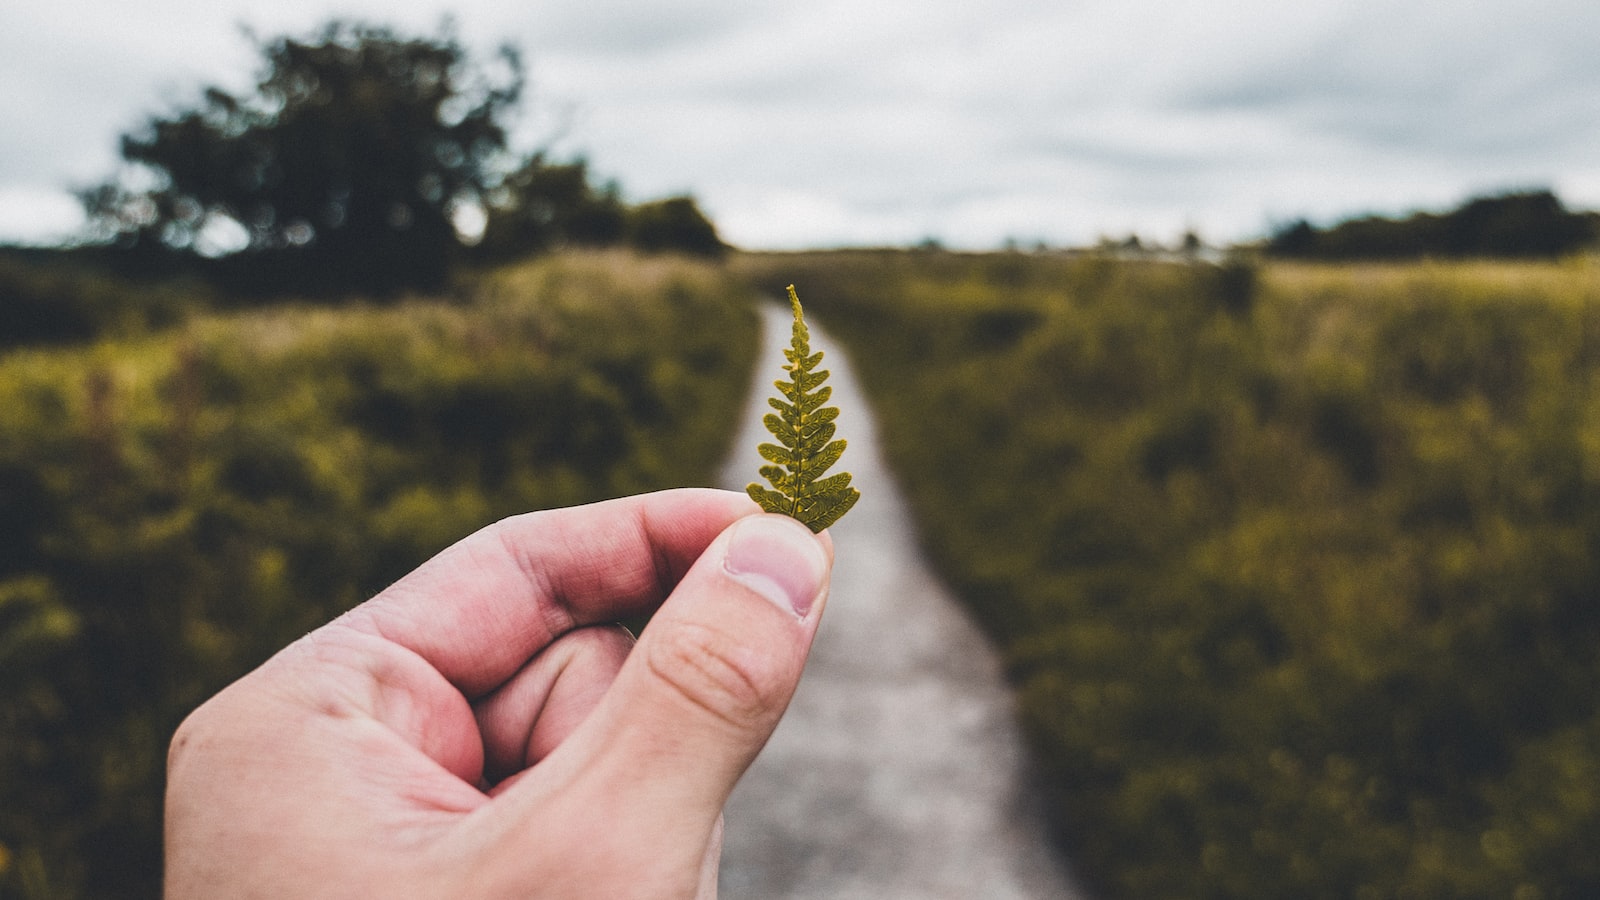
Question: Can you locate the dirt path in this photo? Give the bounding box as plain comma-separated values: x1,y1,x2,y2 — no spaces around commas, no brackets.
716,303,1087,898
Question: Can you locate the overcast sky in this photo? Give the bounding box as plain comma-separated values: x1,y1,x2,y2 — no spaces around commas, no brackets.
3,0,1598,249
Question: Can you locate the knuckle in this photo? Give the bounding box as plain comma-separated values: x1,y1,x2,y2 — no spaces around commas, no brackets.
645,622,786,730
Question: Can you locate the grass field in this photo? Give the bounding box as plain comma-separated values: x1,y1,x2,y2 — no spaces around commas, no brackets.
6,245,1598,898
738,249,1600,899
0,251,759,899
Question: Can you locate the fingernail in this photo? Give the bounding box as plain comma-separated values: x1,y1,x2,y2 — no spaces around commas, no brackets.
723,515,829,618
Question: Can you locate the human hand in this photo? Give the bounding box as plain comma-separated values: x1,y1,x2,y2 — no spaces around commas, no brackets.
163,489,832,899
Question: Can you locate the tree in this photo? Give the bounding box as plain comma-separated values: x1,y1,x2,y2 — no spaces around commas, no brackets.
83,21,524,294
625,196,727,258
475,154,627,259
1266,190,1598,261
1444,190,1593,257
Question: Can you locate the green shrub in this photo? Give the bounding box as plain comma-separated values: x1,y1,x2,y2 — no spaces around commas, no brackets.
0,251,208,349
625,197,728,259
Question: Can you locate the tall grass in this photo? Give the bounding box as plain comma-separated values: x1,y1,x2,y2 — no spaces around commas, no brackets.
739,250,1600,899
0,251,759,899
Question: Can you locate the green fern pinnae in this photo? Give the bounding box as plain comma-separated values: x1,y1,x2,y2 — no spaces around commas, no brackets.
746,285,860,532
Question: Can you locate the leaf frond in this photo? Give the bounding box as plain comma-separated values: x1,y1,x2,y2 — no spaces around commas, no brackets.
800,489,859,532
799,439,846,477
800,471,853,499
758,442,794,465
744,285,861,533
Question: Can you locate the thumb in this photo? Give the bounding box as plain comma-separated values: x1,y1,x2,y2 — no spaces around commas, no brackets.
600,512,831,805
486,513,831,890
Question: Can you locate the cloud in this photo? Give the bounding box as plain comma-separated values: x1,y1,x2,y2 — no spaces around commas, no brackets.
511,0,770,55
0,186,86,245
3,0,1598,248
1174,0,1600,158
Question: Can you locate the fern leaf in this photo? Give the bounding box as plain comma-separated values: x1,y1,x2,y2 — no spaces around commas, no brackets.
797,386,832,415
800,472,854,499
747,485,790,513
746,285,861,532
799,491,855,532
802,421,837,446
758,442,794,467
799,439,846,479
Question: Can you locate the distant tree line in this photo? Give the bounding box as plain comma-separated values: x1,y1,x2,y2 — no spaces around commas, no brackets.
1266,190,1599,260
78,21,725,297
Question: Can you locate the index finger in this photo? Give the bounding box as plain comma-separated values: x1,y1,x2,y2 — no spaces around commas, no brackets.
338,488,759,697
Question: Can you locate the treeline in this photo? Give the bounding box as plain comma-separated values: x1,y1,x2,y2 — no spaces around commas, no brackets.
740,250,1600,899
1267,190,1599,260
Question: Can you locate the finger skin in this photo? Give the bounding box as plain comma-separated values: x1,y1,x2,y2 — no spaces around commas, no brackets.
459,515,833,897
474,624,634,784
314,489,759,772
345,488,761,697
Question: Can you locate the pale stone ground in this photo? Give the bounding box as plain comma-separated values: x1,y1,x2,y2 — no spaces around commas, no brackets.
715,303,1088,899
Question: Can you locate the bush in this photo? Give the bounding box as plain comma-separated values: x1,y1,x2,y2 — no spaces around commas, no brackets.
626,196,727,258
0,250,208,349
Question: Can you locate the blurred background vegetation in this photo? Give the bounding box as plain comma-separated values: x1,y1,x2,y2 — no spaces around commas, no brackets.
5,14,1600,900
738,250,1600,899
0,250,757,897
2,24,749,898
